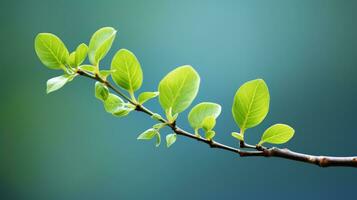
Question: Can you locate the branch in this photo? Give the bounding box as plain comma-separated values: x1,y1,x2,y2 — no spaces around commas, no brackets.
77,69,357,168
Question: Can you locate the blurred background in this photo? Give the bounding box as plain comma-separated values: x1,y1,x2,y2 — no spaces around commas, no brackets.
1,0,357,199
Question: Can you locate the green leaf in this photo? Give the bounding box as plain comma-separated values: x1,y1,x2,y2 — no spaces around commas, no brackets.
202,116,216,132
112,106,133,117
103,93,124,113
46,74,75,94
111,49,143,92
75,43,88,66
188,102,221,130
99,69,115,79
79,65,96,73
153,123,167,130
231,132,244,141
156,132,161,147
151,113,164,121
68,52,76,67
95,82,109,101
88,27,117,66
259,124,295,145
35,33,69,70
137,128,158,140
205,130,215,140
138,91,159,104
232,79,270,132
166,133,177,148
158,65,200,116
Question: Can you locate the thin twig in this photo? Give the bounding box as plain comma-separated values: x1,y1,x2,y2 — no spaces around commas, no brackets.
76,70,357,168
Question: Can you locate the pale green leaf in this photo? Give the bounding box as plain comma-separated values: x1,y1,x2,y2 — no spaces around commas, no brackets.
151,113,164,121
231,132,244,141
232,79,270,132
88,27,117,65
111,49,143,92
79,65,96,73
202,116,216,131
259,124,295,145
75,43,88,66
46,74,75,94
68,52,76,67
138,91,159,104
153,123,167,130
99,69,115,79
158,65,200,115
103,93,124,113
205,130,215,140
166,133,177,148
188,102,221,130
137,128,158,140
95,82,109,101
112,106,133,117
35,33,69,70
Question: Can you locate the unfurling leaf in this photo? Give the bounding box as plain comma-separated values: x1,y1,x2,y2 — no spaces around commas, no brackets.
112,106,133,117
99,69,115,79
188,102,221,130
68,52,76,67
158,65,200,116
151,113,164,121
88,27,117,66
202,116,216,132
79,65,96,73
138,91,159,104
137,128,158,140
111,49,143,93
46,74,76,94
231,132,244,141
259,124,294,146
205,130,215,140
35,33,69,70
95,82,109,101
166,133,177,148
232,79,270,132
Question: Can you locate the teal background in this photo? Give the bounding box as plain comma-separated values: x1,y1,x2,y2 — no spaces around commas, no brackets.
1,0,357,199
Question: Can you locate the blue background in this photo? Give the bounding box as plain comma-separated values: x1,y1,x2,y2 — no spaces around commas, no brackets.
1,0,357,199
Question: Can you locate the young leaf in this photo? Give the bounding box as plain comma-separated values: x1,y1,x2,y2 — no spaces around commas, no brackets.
99,69,115,79
111,49,143,93
137,128,158,140
138,91,159,104
231,132,244,141
75,43,88,66
95,82,109,101
151,113,164,121
88,27,117,66
232,79,270,132
35,33,69,70
259,124,294,145
205,130,215,140
188,102,221,130
46,74,75,94
103,93,124,113
153,123,167,130
79,65,96,73
202,116,216,132
166,133,177,148
112,106,133,117
158,65,200,116
68,52,76,67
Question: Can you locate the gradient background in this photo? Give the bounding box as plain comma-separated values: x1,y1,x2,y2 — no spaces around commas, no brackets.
1,0,357,199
